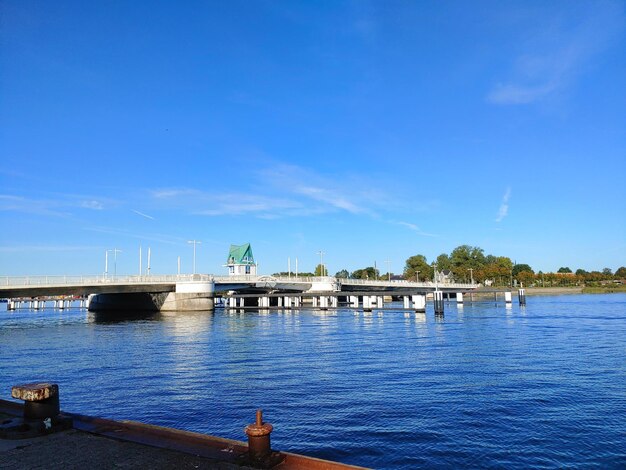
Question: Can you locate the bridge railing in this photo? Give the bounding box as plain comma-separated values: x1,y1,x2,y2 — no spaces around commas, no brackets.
0,274,213,288
340,278,476,289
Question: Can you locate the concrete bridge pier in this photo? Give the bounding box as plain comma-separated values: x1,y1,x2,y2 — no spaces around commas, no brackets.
90,281,215,312
456,293,463,304
504,291,512,304
350,296,359,308
412,294,426,312
160,281,216,312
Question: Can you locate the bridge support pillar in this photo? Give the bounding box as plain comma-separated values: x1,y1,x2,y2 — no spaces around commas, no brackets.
319,296,329,310
293,296,301,308
377,296,384,308
456,293,463,304
284,297,292,308
412,294,426,312
363,296,372,311
350,296,359,308
434,291,444,314
228,297,237,308
160,281,215,312
403,296,410,309
331,296,338,308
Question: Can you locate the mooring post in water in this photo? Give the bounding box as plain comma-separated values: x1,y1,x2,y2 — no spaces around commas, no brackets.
518,288,526,306
434,290,444,314
245,409,274,461
505,291,512,304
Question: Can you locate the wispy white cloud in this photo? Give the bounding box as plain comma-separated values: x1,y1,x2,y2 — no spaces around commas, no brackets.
132,209,155,220
495,187,512,222
150,162,436,222
394,221,438,237
0,245,95,253
0,194,69,217
83,226,189,246
81,200,104,210
487,2,625,105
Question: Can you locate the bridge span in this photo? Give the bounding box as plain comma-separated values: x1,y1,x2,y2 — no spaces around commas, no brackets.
0,274,481,313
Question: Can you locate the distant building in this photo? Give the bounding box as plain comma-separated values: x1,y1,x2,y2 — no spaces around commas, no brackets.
225,243,257,276
436,269,454,284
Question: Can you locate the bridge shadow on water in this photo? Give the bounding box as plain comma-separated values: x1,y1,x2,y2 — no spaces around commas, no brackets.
88,310,163,324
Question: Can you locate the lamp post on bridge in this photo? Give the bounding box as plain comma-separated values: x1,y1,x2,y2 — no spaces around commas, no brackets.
112,249,122,278
317,250,325,277
188,240,201,274
416,270,420,282
105,250,111,278
468,268,474,285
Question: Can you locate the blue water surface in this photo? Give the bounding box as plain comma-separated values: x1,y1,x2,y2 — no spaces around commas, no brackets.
1,294,625,468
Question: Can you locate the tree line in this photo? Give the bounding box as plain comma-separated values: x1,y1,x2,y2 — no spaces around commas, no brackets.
335,245,625,287
270,246,625,287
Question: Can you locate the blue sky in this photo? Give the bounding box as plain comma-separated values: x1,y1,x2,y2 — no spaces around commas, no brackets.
1,0,625,277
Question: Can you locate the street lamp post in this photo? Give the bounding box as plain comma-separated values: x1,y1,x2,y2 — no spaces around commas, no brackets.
468,268,474,285
188,240,201,274
317,250,325,276
105,250,111,277
416,270,420,282
112,249,122,277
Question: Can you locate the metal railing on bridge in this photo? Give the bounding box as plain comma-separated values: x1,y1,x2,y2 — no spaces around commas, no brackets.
0,274,213,288
1,274,476,290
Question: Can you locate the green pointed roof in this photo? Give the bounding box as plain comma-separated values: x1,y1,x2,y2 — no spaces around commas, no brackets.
226,243,255,265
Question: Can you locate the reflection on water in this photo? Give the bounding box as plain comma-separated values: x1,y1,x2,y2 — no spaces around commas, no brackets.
1,295,625,469
88,310,160,324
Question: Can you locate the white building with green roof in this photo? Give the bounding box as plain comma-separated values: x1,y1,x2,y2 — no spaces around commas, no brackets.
225,243,257,276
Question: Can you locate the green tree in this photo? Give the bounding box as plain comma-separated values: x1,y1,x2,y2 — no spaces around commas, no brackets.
512,263,534,276
351,267,377,279
602,267,613,276
615,267,626,278
335,269,349,278
557,267,572,273
314,264,328,276
403,254,432,281
436,253,452,272
449,245,486,279
575,268,588,276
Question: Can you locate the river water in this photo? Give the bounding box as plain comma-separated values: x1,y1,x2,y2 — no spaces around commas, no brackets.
1,294,625,468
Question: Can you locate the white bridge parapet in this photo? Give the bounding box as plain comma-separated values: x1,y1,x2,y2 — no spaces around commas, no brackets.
0,274,477,294
1,274,213,288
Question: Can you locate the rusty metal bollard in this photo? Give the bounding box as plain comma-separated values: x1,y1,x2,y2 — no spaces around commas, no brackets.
245,409,274,461
11,383,60,420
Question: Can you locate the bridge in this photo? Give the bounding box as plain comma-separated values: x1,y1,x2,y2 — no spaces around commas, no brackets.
0,274,481,313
